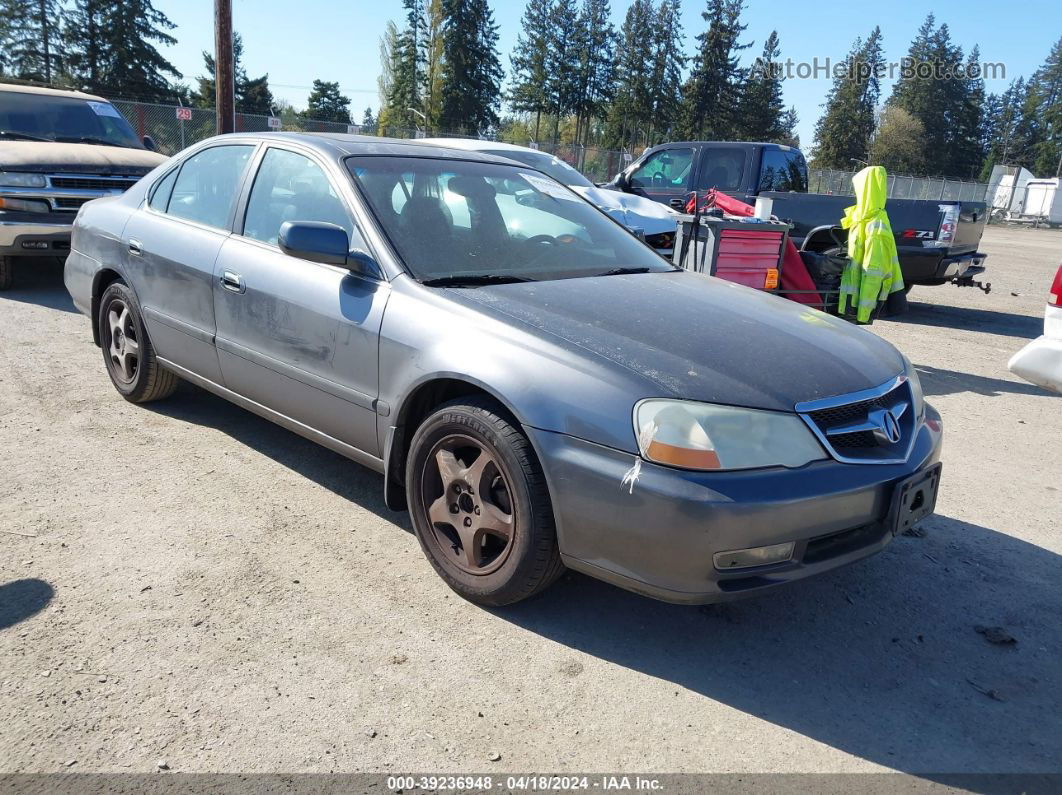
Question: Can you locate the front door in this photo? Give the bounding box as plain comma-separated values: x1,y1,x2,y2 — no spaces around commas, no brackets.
212,145,388,457
626,146,697,211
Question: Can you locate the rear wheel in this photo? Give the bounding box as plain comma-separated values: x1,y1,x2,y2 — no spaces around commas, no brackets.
98,281,179,403
406,397,563,606
0,257,12,290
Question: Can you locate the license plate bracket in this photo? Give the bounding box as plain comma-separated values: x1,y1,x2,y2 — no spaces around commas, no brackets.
890,463,942,535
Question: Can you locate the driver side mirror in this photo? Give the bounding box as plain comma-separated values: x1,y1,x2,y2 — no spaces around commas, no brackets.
142,135,157,152
279,221,349,266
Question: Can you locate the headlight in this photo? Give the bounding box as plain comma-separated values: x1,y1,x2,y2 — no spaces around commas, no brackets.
0,171,47,188
634,399,827,471
902,355,925,421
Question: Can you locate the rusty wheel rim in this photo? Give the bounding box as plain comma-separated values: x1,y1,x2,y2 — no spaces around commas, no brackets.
420,433,516,576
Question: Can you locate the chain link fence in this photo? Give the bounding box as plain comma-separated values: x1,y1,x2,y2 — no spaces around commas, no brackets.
809,168,989,202
108,99,993,199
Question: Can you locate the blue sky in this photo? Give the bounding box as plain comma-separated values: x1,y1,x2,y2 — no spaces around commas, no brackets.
154,0,1061,149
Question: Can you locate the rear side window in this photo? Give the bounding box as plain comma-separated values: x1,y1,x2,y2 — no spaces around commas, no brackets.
696,147,747,191
148,168,178,211
758,148,808,192
167,145,254,229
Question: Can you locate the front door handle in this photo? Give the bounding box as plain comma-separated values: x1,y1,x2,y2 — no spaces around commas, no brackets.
669,198,685,210
220,271,244,293
128,238,142,255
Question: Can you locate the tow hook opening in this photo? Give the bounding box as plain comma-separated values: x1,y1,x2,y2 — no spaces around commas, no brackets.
910,489,925,512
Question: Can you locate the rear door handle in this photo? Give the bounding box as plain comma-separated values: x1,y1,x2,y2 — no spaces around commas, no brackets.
128,238,142,255
220,271,244,293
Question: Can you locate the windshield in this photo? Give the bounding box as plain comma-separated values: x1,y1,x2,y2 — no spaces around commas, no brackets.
482,149,594,189
0,91,143,148
348,156,672,283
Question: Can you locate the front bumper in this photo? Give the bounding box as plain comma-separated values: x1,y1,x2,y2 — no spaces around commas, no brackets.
529,407,943,604
0,215,73,257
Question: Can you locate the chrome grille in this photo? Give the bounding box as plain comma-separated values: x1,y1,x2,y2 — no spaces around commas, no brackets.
49,175,139,191
796,377,915,464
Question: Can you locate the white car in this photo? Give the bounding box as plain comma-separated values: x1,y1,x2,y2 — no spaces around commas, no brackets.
417,138,680,254
1008,262,1062,393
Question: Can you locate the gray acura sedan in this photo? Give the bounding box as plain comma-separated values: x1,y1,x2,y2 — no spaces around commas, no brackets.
65,133,943,606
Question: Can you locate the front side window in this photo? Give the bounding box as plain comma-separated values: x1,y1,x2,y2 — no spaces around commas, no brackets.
349,156,672,282
758,148,808,192
696,147,747,191
167,145,254,230
0,90,143,148
243,148,355,246
630,148,694,193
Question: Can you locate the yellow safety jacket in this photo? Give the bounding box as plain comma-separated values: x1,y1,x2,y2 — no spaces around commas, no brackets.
839,166,904,323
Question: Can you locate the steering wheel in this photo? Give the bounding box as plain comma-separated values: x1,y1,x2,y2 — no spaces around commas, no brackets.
523,234,559,248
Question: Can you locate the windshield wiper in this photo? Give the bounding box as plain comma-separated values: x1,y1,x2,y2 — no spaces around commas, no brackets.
0,130,51,142
55,135,125,147
421,274,534,287
591,266,655,277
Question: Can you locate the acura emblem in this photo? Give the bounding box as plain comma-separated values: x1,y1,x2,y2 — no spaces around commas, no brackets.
869,408,902,445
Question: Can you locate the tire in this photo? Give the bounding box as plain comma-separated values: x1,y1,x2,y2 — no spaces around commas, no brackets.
406,397,564,606
98,281,179,403
0,257,12,291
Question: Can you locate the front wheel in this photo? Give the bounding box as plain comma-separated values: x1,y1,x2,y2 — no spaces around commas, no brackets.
406,398,564,606
98,281,179,403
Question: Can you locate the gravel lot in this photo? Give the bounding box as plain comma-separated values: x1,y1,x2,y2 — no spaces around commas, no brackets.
1,225,1060,778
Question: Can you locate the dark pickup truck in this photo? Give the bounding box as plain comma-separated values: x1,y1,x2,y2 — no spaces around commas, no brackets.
605,141,989,290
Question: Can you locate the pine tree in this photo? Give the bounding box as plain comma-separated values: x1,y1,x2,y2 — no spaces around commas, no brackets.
304,79,351,124
645,0,684,145
677,0,750,141
96,0,180,101
888,16,972,175
734,30,786,142
949,45,986,178
64,0,107,92
195,33,272,114
1021,36,1062,176
361,106,377,134
604,0,655,149
422,0,445,127
509,0,552,140
810,28,883,169
438,0,503,135
389,0,427,130
4,0,65,83
779,106,799,147
545,0,581,142
376,20,401,131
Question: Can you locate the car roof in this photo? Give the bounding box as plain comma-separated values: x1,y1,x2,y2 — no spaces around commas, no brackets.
197,132,522,165
416,138,541,155
0,81,110,102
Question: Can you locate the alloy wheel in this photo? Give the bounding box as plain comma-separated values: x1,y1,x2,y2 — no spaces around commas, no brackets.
420,433,516,576
106,300,140,384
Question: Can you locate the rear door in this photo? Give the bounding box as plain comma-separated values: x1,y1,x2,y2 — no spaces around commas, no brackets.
626,145,697,210
212,144,389,457
690,145,751,200
123,143,257,383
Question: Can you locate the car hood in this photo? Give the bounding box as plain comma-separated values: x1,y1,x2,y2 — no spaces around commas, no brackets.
453,270,904,412
0,141,167,174
573,185,678,236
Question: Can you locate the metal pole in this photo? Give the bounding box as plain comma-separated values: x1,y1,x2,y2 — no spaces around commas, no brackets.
214,0,235,135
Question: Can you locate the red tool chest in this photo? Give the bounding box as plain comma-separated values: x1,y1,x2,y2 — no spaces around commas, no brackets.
672,216,789,291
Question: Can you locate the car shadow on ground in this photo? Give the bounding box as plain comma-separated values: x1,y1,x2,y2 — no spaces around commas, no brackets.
897,301,1042,340
915,363,1060,399
144,381,411,532
0,259,76,313
496,515,1062,776
0,578,55,630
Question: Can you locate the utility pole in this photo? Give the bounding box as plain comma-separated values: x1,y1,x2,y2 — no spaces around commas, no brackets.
214,0,235,135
